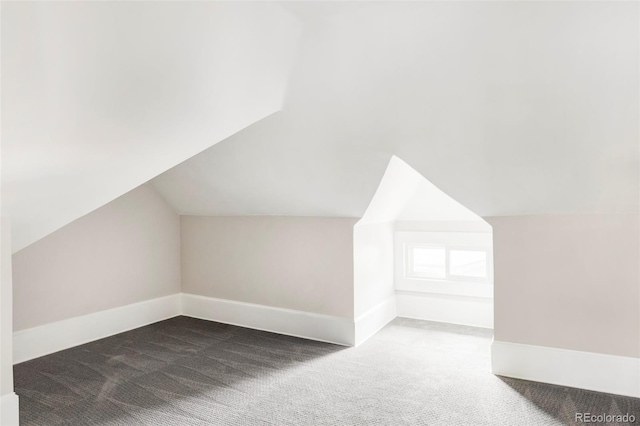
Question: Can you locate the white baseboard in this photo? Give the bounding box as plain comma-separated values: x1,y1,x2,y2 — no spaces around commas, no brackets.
0,393,19,426
396,291,493,329
354,296,397,346
181,293,355,346
13,294,181,364
492,340,640,398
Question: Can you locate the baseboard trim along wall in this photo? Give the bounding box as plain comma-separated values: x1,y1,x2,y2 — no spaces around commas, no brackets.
396,290,493,329
182,293,355,346
13,293,366,365
492,340,640,398
354,296,397,346
0,392,19,426
13,294,181,364
12,291,639,399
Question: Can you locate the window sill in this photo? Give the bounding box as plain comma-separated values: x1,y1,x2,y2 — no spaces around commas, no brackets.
395,278,493,299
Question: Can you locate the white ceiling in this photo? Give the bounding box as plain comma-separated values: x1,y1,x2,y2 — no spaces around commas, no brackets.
357,156,486,226
2,1,300,251
151,1,639,219
3,2,638,252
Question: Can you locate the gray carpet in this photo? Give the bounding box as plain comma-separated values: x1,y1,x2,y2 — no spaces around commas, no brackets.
14,316,640,425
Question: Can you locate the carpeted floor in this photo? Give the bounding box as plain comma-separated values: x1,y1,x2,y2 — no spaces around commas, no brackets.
14,316,640,425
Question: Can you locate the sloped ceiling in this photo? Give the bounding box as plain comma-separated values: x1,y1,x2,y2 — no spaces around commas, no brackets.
357,156,486,226
1,1,301,252
3,1,638,253
151,1,639,219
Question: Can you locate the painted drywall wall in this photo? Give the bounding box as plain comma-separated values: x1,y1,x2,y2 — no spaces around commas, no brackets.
353,222,395,318
1,218,13,395
181,216,358,318
12,185,180,331
0,166,18,424
394,221,492,233
396,292,493,329
2,1,301,252
488,214,640,358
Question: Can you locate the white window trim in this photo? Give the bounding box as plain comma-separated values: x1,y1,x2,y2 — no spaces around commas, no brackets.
405,244,492,283
405,244,447,280
395,231,493,299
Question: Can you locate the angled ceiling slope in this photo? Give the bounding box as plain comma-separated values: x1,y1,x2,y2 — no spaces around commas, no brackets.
357,155,489,227
1,1,301,252
151,1,638,220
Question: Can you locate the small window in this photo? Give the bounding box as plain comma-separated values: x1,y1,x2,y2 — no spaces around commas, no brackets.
405,245,490,283
449,250,488,278
395,232,493,297
408,246,446,279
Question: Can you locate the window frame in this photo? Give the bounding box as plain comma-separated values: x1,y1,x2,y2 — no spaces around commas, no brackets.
395,231,493,298
405,244,447,280
404,245,491,283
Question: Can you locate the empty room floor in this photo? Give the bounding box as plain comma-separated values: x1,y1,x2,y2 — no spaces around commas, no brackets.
14,317,639,425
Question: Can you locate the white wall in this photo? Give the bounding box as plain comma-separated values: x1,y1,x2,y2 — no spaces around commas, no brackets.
353,223,395,318
394,220,491,233
181,216,358,318
0,218,19,425
12,185,181,331
1,219,13,394
488,214,639,358
2,1,301,252
396,292,493,329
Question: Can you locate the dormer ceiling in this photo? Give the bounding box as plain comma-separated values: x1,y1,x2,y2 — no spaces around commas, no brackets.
2,1,638,251
151,1,638,219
